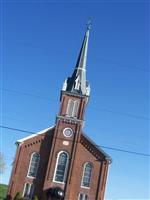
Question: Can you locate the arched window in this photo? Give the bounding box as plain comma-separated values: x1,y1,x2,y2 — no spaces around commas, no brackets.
72,100,79,117
27,152,40,178
23,183,34,199
81,162,92,188
53,151,69,183
66,99,79,117
66,99,74,116
78,193,89,200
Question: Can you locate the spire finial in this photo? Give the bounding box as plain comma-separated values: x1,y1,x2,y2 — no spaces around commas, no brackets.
86,18,92,30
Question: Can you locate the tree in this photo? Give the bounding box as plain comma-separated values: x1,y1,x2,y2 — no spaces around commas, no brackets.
32,195,38,200
0,152,5,174
14,192,22,200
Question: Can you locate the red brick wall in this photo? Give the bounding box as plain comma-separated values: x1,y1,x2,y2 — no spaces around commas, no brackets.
59,92,88,120
7,92,110,200
7,128,54,200
7,129,109,200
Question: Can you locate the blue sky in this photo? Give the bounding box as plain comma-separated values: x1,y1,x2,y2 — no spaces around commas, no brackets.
0,0,149,199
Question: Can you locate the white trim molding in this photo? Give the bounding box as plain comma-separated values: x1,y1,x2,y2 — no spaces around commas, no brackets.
78,193,89,200
81,162,92,189
23,182,34,199
63,127,73,137
53,151,69,184
27,152,40,178
66,99,79,117
17,126,54,144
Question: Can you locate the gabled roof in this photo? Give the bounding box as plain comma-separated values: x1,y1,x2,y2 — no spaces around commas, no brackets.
16,126,54,144
81,133,112,163
15,126,112,163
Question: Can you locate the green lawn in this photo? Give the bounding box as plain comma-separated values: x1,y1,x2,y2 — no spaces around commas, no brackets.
0,184,8,200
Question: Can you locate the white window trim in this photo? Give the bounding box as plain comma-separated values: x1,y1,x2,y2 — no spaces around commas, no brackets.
22,183,27,197
63,128,73,137
53,151,69,184
66,99,74,117
66,99,79,118
78,193,82,200
78,193,89,200
27,152,40,179
81,162,92,189
72,100,79,117
22,183,34,199
81,185,91,189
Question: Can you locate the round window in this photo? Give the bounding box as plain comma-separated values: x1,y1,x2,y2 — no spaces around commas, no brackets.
63,128,73,137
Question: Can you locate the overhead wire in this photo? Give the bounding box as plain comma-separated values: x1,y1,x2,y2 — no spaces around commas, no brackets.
1,88,149,156
0,125,149,157
1,88,149,120
99,58,149,72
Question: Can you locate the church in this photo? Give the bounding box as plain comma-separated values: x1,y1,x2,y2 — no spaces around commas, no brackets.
7,25,112,200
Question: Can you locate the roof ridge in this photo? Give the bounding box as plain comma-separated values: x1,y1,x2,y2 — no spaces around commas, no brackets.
16,126,55,144
81,133,112,163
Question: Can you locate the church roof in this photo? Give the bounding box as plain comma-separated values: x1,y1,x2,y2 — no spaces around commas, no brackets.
16,126,54,144
81,133,112,163
16,125,112,164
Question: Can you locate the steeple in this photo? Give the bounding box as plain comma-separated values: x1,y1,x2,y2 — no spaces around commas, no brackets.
62,24,91,96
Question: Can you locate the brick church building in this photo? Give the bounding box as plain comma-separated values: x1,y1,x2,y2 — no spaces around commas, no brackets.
7,25,112,200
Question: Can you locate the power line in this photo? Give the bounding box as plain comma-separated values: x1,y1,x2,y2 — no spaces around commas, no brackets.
88,106,149,120
0,125,34,135
1,88,57,101
99,58,149,72
1,125,149,157
98,145,149,157
2,37,148,72
1,88,149,121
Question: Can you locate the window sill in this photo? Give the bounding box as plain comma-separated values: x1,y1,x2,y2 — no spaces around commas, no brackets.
81,186,90,189
53,180,65,184
26,175,36,179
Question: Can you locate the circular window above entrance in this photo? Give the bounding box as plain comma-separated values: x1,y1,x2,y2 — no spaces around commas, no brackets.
63,128,73,137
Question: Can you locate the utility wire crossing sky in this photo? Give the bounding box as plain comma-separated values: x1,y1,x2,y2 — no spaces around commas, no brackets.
1,125,150,157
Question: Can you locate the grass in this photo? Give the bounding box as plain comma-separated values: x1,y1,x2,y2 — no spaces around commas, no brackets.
0,184,8,200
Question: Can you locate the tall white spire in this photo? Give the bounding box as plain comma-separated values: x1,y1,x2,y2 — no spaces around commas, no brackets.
75,25,90,71
62,23,91,96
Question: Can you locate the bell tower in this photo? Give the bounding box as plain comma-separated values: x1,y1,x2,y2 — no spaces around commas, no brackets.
43,25,91,199
59,24,91,122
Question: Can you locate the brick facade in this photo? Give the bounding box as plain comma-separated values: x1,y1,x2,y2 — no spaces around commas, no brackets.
7,91,111,200
7,27,111,200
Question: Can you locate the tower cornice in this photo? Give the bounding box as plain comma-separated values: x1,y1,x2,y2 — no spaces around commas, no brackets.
56,115,84,124
60,90,90,101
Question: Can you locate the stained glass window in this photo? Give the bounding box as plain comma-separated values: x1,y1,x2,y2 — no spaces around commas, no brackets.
54,152,69,183
23,183,34,199
28,153,40,178
81,163,92,188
